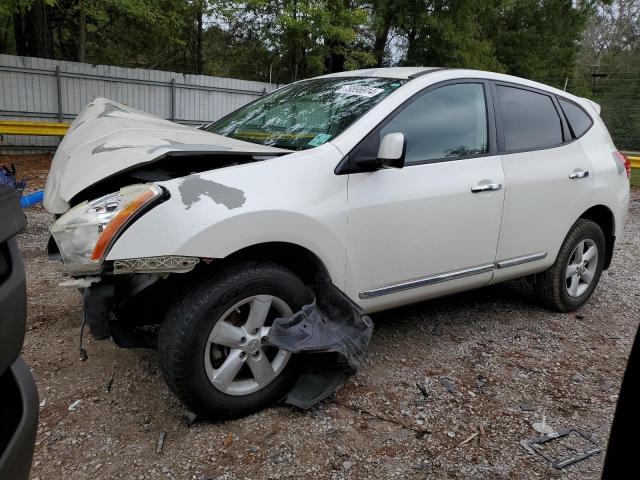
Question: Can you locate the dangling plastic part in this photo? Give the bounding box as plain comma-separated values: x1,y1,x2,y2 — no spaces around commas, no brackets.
266,280,373,409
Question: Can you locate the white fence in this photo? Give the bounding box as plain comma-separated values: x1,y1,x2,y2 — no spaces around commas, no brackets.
0,54,280,152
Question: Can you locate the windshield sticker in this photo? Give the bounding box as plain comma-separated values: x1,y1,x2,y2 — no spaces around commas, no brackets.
336,85,385,97
308,133,332,147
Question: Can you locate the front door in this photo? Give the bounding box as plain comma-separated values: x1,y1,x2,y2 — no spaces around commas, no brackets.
345,81,505,312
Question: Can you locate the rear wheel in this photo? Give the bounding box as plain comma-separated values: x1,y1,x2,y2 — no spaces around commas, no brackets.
158,262,310,419
537,219,605,312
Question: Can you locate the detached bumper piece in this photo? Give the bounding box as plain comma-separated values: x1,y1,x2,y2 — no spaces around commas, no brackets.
266,281,373,409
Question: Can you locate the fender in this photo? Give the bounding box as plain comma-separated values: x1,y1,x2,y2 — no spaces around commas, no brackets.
106,143,349,289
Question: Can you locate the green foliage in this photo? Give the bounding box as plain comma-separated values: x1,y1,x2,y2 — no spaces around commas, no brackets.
0,0,631,102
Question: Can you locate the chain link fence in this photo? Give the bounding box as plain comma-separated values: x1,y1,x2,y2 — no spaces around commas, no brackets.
544,66,640,154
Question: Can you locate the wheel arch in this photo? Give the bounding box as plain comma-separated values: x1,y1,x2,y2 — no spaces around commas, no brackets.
578,204,615,269
210,241,332,285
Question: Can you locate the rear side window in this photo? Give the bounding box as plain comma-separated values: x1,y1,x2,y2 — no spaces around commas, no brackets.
558,98,592,138
496,85,563,151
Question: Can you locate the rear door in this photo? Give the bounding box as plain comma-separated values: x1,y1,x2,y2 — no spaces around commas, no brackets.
345,80,505,312
491,82,594,283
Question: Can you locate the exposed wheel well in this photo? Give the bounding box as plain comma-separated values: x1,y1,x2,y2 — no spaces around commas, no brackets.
211,242,331,284
579,205,615,269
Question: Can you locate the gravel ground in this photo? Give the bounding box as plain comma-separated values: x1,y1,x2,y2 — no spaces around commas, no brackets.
6,154,640,480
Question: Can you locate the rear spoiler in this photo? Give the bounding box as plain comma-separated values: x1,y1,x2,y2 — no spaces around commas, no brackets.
583,98,601,116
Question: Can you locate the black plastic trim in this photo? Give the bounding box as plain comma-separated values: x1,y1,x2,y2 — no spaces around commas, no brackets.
407,67,450,79
0,357,39,480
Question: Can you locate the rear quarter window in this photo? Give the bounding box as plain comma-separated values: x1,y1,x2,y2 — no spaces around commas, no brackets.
496,85,564,151
558,98,593,138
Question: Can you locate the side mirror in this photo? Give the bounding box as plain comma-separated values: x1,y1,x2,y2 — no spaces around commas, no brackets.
352,132,406,172
377,132,406,169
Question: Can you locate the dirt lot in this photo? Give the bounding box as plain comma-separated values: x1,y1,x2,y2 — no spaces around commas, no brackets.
6,154,640,479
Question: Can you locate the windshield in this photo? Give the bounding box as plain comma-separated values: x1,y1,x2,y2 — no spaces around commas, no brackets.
207,77,405,150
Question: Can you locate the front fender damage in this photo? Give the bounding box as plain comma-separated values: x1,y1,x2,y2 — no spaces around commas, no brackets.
266,280,373,409
80,274,373,410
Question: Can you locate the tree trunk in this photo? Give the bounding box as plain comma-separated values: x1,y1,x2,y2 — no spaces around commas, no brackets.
195,4,203,74
373,4,393,67
25,0,54,58
78,0,86,62
13,12,28,56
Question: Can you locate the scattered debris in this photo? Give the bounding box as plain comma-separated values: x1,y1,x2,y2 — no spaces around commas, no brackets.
440,377,457,395
520,439,536,455
223,433,234,448
460,432,479,446
446,431,456,438
519,404,536,412
39,398,46,408
183,411,198,427
416,382,429,400
532,415,554,434
68,399,81,412
106,362,116,393
335,400,431,437
521,428,602,469
156,432,166,454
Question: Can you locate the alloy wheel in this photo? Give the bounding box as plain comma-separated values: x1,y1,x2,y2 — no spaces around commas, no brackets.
204,295,292,396
565,239,598,298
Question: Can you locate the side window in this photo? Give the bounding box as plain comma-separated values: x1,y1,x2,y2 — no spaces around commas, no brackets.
496,85,563,151
558,98,592,138
380,83,488,164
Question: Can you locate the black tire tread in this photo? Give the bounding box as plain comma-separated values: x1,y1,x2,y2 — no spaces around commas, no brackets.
537,219,605,312
158,261,309,419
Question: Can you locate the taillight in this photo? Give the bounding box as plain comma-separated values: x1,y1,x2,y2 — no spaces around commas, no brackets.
614,151,631,179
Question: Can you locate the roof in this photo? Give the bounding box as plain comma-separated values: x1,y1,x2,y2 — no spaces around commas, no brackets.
318,67,439,80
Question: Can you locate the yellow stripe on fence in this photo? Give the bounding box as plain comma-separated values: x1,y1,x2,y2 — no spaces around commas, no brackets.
0,121,69,136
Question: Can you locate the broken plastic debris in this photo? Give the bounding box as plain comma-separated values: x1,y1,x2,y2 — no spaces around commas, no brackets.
266,281,373,409
521,428,602,469
532,415,554,434
68,399,81,411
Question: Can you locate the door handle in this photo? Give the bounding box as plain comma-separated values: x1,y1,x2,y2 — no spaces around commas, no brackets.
569,170,589,179
471,183,502,193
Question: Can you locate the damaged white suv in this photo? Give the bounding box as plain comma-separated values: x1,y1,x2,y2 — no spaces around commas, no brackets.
45,67,630,419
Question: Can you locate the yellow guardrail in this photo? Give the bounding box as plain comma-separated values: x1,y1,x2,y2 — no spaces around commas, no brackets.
0,120,639,169
0,120,69,136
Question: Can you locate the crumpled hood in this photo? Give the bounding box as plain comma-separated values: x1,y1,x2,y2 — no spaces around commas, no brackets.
44,98,289,214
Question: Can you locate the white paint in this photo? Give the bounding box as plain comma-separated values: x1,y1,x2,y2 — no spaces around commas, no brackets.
46,67,630,312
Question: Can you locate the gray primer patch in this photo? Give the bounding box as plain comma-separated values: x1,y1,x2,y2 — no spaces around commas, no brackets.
92,143,137,154
178,175,246,210
97,102,129,118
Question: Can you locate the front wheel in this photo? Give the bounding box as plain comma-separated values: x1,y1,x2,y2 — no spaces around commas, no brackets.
537,219,606,312
158,262,311,420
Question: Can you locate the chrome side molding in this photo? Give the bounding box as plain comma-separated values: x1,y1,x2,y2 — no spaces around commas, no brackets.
359,252,547,299
495,252,547,269
359,263,495,299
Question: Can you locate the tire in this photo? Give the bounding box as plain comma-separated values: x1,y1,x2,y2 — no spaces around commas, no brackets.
536,219,606,312
158,262,311,420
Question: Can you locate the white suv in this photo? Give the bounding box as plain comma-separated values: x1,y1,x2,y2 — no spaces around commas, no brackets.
45,67,631,418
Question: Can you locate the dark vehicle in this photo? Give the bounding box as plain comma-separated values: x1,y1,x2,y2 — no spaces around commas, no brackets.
0,184,38,479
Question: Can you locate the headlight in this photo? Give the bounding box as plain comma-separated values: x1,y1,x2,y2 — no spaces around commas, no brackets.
50,184,163,273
